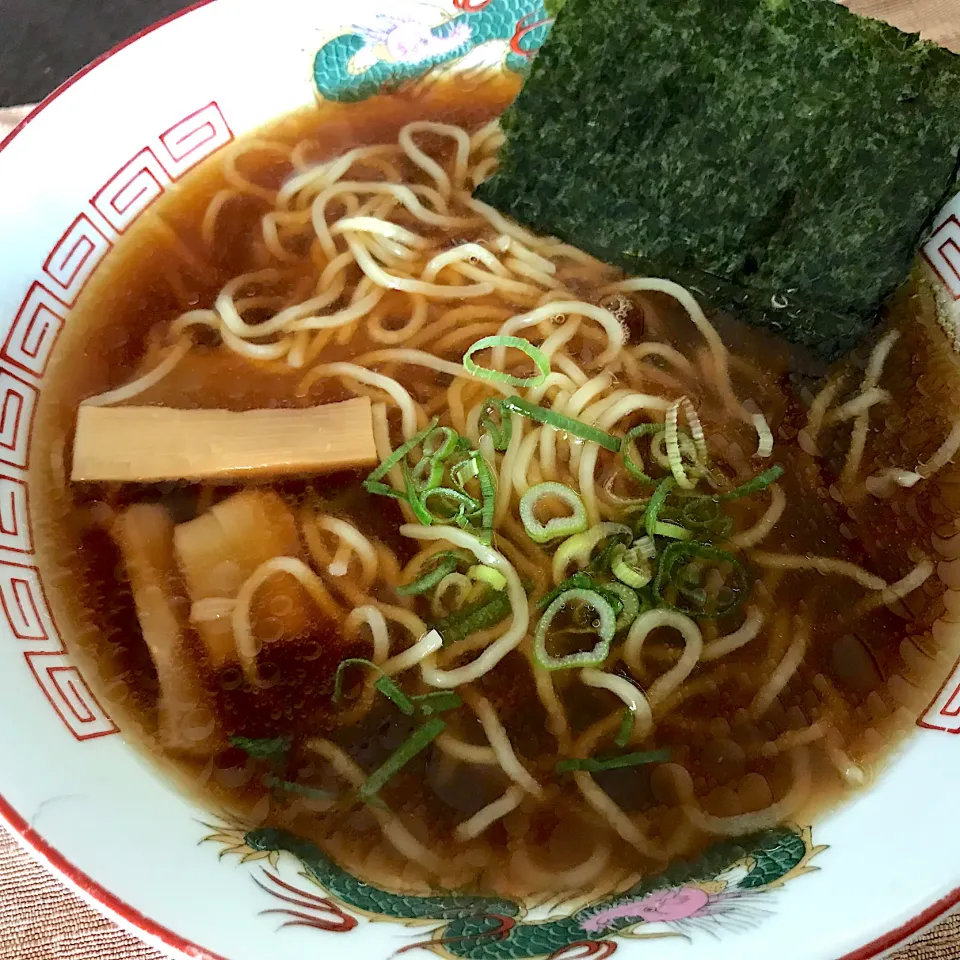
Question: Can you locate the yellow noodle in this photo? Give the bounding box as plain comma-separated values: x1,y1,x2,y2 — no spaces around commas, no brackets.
455,787,525,841
466,693,542,797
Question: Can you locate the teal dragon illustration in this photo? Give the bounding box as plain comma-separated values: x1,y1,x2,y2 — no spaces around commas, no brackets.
313,0,554,103
210,823,821,958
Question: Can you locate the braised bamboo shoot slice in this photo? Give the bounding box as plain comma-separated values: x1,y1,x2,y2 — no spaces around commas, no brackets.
71,397,377,482
112,503,219,757
173,490,309,666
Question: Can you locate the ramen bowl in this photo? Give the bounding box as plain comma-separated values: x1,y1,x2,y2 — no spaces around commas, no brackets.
1,1,960,958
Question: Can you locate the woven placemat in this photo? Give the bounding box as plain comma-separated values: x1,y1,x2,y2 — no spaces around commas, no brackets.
3,1,960,956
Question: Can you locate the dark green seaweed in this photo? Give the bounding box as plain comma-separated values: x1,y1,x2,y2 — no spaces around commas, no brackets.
477,0,960,359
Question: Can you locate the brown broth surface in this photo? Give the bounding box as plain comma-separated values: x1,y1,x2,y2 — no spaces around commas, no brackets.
28,78,955,899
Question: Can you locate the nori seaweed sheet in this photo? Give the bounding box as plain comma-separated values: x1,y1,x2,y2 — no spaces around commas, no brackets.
477,0,960,360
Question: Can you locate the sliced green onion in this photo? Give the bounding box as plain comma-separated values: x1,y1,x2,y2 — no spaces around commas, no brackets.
364,417,439,491
538,572,624,619
333,658,414,715
635,535,656,559
681,398,708,464
450,455,479,489
653,521,692,540
421,486,483,526
363,479,407,501
534,588,615,671
410,691,463,716
468,565,507,591
463,336,549,388
621,423,662,485
229,735,292,761
411,454,446,493
711,514,735,540
474,453,497,544
502,395,621,452
555,749,671,774
422,426,459,461
397,552,463,596
332,659,363,702
588,531,634,575
432,589,512,646
401,462,434,525
553,522,632,583
374,675,415,715
653,541,749,619
716,464,785,501
479,399,512,452
665,398,696,489
358,717,446,802
519,482,588,544
678,498,734,541
611,544,653,589
262,773,334,801
602,580,641,630
614,708,635,747
645,477,676,540
538,571,597,610
681,497,722,529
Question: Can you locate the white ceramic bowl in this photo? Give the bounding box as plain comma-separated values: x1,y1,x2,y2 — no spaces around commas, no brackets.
1,1,960,958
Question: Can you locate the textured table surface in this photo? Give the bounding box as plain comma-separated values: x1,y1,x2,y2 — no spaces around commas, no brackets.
2,0,960,957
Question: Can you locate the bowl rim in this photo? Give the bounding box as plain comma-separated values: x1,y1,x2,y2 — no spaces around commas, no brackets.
0,4,225,956
1,2,959,958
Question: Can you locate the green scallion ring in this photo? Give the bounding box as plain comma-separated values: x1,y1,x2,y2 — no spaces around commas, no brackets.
401,462,434,526
653,540,749,618
422,426,459,461
611,544,653,589
680,497,722,528
410,454,446,493
519,482,589,544
534,588,615,671
463,336,550,388
553,523,633,585
621,423,662,485
479,399,513,452
450,455,479,490
645,476,676,540
601,580,641,631
468,565,508,591
421,487,483,526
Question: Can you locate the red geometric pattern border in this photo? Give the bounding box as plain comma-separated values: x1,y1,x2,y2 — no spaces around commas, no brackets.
0,560,118,741
0,473,32,554
2,281,67,378
2,99,234,743
0,367,37,470
159,101,234,178
923,213,960,300
41,213,112,306
919,653,960,734
91,146,172,233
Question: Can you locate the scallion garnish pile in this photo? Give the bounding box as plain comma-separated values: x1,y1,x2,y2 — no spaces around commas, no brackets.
278,333,785,802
